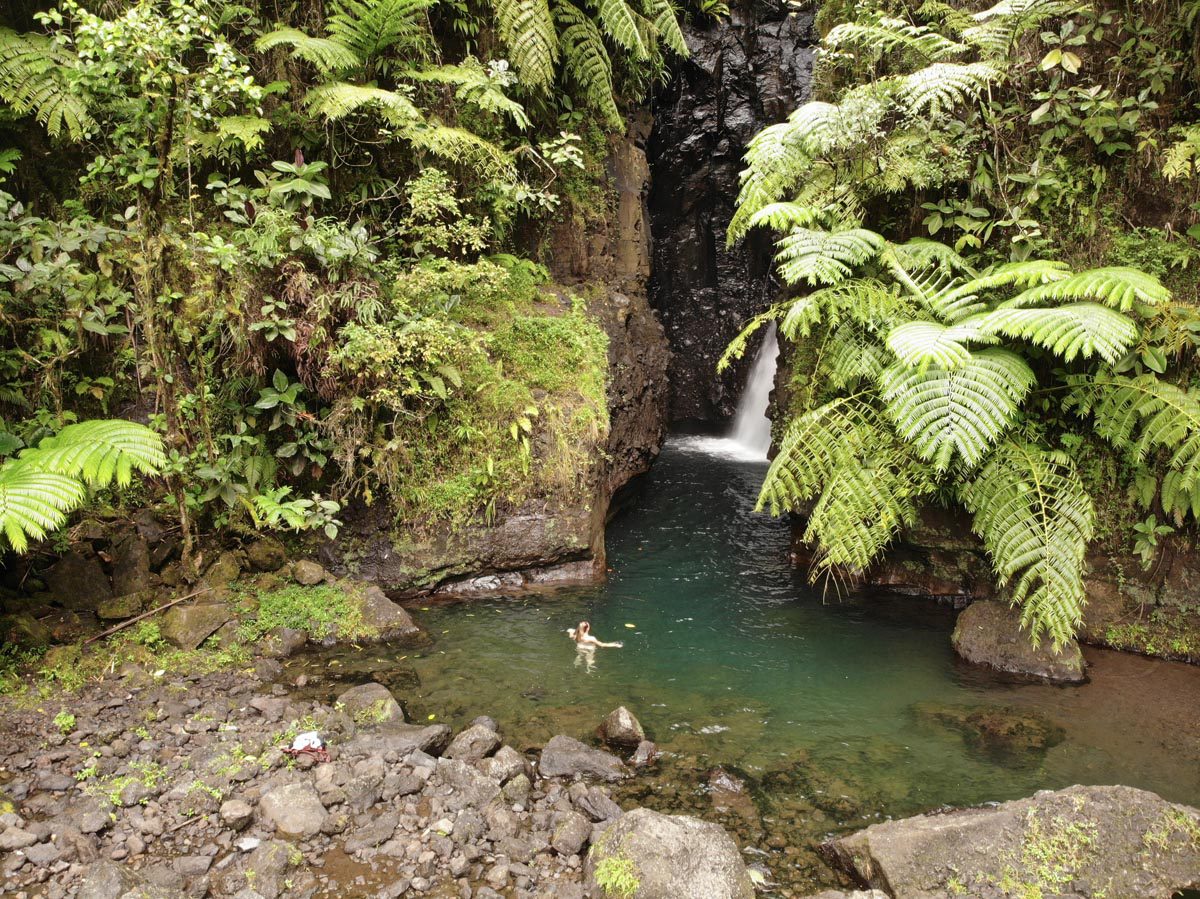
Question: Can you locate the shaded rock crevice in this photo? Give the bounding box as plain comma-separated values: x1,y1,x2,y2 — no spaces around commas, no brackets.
648,1,816,422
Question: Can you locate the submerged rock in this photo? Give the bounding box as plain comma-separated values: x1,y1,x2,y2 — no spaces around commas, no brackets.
337,681,405,728
825,784,1200,898
540,735,629,783
586,807,755,899
951,600,1085,682
599,706,645,749
913,702,1065,756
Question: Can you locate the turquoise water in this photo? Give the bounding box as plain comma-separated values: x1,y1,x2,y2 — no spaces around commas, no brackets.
297,437,1200,890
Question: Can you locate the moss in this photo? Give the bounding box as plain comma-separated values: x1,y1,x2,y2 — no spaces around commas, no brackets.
1142,808,1200,853
238,583,374,643
1101,606,1200,663
993,808,1100,899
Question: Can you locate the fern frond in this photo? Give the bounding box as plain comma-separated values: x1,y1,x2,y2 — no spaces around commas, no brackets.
977,303,1138,364
965,0,1085,57
1005,267,1170,312
900,62,997,116
496,0,560,90
826,15,966,61
19,420,166,488
327,0,437,63
403,63,530,128
304,82,423,124
254,27,360,72
880,349,1035,471
642,0,687,56
0,469,86,553
0,27,95,140
822,323,890,389
774,226,885,286
717,311,776,373
932,259,1070,321
885,320,987,369
410,124,517,180
744,202,827,233
214,115,272,152
962,440,1094,647
590,0,649,59
760,398,932,573
555,0,621,127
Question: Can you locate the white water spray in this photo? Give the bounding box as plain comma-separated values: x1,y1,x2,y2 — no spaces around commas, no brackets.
728,322,779,458
676,322,779,462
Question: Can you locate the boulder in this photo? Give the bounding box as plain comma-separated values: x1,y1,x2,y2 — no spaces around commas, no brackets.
292,560,326,585
445,723,501,762
952,601,1085,682
337,682,405,728
552,810,592,856
111,532,153,596
261,627,307,659
825,784,1200,898
258,783,327,838
0,612,52,647
802,893,888,899
78,861,138,899
342,724,451,758
599,706,645,749
246,537,287,572
355,585,419,641
161,603,232,650
96,588,157,621
540,735,629,783
46,551,111,611
913,702,1065,756
586,807,754,899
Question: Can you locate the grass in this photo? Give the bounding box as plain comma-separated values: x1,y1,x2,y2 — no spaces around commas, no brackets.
1103,606,1199,662
594,855,639,899
238,583,374,643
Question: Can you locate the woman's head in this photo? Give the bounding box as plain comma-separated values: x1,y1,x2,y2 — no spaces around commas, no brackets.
574,621,591,642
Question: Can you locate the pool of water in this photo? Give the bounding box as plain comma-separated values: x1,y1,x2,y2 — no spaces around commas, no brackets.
294,437,1200,890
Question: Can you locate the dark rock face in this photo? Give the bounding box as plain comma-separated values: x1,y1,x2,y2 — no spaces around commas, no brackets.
648,2,816,421
825,784,1200,899
952,601,1086,683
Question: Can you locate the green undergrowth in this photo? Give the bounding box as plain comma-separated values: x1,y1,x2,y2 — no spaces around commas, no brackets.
236,582,374,643
1102,606,1200,662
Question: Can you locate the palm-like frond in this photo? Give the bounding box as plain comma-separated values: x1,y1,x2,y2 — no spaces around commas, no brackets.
254,27,360,72
774,226,885,286
642,0,687,57
327,0,437,64
0,27,95,140
931,260,1070,321
977,303,1138,364
304,82,423,124
826,15,966,61
962,440,1094,647
410,124,517,180
885,320,987,369
1005,266,1170,312
0,469,87,553
880,349,1035,471
964,0,1085,57
822,323,890,389
495,0,560,90
590,0,649,59
404,64,530,128
760,398,932,574
555,0,621,127
900,62,997,116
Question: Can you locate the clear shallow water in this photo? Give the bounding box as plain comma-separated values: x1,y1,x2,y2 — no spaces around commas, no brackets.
296,438,1200,888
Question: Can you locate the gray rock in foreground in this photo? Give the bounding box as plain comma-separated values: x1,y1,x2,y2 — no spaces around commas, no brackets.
586,807,754,899
825,784,1200,899
540,735,628,783
952,600,1085,682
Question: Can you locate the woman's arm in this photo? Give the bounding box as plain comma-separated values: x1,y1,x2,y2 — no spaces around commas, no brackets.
594,640,623,648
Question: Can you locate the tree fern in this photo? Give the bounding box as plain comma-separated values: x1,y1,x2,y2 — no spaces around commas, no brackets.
404,63,530,128
880,349,1035,471
1004,267,1170,312
410,124,517,180
0,420,165,553
254,27,360,73
774,226,885,286
555,0,621,128
962,440,1094,647
823,322,890,389
900,62,998,117
495,0,560,90
642,0,687,57
304,82,423,125
826,15,966,61
589,0,649,60
327,0,437,65
0,27,95,140
977,303,1138,364
884,320,987,369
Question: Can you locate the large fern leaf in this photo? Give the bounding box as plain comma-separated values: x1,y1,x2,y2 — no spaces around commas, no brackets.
20,420,167,487
977,303,1138,364
900,62,997,117
327,0,437,64
642,0,687,57
403,64,530,128
589,0,649,60
495,0,559,90
410,124,517,180
304,82,423,124
1006,266,1170,312
0,469,87,553
254,27,360,72
774,226,885,286
880,349,1035,471
555,0,621,127
826,15,966,60
0,28,95,140
885,320,988,369
962,440,1094,647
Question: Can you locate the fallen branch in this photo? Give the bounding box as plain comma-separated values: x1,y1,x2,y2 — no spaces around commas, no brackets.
83,587,213,645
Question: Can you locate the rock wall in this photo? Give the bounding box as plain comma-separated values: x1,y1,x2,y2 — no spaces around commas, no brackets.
323,127,671,596
647,0,816,421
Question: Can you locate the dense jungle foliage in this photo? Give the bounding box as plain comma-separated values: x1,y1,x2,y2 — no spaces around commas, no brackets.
729,0,1200,644
0,0,689,568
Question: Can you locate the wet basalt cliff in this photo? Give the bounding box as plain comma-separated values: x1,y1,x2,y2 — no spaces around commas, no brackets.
647,0,816,422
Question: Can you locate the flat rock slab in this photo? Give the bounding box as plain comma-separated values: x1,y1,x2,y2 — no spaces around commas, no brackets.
952,600,1085,682
258,782,327,838
337,681,405,728
161,603,232,650
586,807,754,899
540,735,628,783
825,784,1200,898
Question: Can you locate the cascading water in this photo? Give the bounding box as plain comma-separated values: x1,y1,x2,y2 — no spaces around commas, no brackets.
728,322,779,458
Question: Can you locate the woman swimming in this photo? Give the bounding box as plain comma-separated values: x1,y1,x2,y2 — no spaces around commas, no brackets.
566,620,623,649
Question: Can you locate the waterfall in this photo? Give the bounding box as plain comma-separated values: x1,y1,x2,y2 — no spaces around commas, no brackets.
728,322,779,458
676,323,779,462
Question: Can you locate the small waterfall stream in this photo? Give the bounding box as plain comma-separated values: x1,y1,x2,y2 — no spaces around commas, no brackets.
729,322,779,458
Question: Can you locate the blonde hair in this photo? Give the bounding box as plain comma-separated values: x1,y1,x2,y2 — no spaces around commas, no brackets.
574,621,591,643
